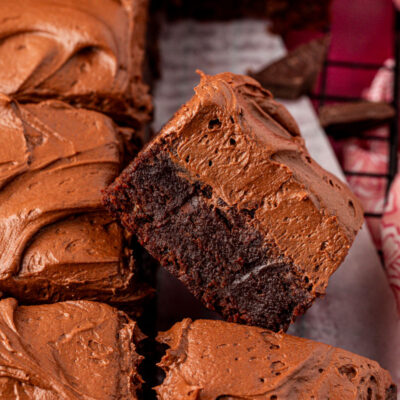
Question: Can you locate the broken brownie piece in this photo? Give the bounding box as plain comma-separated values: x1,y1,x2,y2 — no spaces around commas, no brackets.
156,319,396,400
319,101,396,135
0,297,144,399
0,0,152,128
105,72,363,331
0,95,152,307
249,36,330,99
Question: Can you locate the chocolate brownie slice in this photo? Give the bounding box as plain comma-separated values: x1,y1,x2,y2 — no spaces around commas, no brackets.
0,298,144,399
0,95,152,308
0,0,152,128
156,319,396,400
104,72,363,331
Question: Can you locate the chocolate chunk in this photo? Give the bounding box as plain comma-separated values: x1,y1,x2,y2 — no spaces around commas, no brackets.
319,101,396,135
249,36,330,99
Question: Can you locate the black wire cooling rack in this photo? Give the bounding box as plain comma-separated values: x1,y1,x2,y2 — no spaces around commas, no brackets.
309,8,400,221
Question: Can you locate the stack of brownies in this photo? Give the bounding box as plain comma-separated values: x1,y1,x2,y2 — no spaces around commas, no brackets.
0,0,396,399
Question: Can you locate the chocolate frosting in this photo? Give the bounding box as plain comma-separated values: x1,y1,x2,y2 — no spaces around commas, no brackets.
0,297,143,399
0,95,150,303
156,72,364,296
0,0,151,126
157,319,396,400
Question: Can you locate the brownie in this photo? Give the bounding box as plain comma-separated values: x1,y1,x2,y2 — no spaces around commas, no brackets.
0,95,153,308
0,0,152,129
319,101,396,135
156,319,396,400
104,72,364,331
154,0,332,34
250,35,330,99
0,297,144,399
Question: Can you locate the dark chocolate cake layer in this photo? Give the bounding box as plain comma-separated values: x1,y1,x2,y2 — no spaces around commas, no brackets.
0,95,152,306
0,0,152,128
0,298,144,399
105,72,364,331
156,319,396,400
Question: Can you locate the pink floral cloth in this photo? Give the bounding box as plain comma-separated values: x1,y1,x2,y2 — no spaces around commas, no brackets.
339,58,400,312
382,175,400,312
341,59,394,247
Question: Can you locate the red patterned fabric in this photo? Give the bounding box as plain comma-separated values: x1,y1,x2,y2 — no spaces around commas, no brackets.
382,175,400,312
343,137,388,247
341,59,394,248
340,57,400,311
363,59,394,103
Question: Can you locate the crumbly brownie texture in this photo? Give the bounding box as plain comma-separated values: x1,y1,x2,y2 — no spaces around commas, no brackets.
155,0,332,34
0,95,152,306
156,319,396,400
104,72,364,331
0,0,152,128
0,298,144,399
250,36,330,99
319,101,396,135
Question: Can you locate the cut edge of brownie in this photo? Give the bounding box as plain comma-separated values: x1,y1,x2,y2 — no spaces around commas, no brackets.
115,307,147,398
105,139,313,332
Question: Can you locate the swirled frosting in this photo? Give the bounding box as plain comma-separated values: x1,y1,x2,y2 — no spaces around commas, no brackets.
0,298,143,399
0,0,151,126
156,72,363,296
156,319,396,400
0,95,150,304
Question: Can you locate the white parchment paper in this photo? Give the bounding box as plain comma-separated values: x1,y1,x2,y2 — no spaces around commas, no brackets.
153,19,400,388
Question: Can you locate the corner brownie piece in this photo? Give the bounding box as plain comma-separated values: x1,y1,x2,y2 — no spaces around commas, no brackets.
0,298,144,399
0,0,151,128
0,95,152,307
104,72,363,331
156,319,396,400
